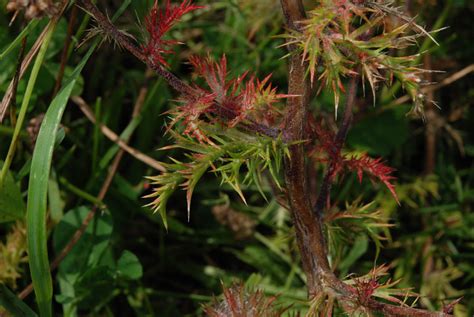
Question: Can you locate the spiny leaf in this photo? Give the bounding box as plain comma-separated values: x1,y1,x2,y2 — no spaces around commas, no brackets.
142,0,202,67
171,54,290,143
284,0,439,118
145,126,288,227
344,155,399,204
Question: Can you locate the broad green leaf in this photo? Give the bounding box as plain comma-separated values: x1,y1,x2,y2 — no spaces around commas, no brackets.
0,161,26,223
53,206,113,313
347,107,410,156
53,207,113,275
27,42,98,317
117,250,143,280
73,266,115,309
0,284,38,317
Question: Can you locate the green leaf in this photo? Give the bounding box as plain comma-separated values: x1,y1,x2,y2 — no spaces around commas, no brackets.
339,235,369,275
26,42,98,317
0,284,38,317
0,161,26,223
47,170,64,224
347,107,409,156
0,19,40,61
53,206,113,314
53,207,113,275
117,250,143,280
73,266,115,309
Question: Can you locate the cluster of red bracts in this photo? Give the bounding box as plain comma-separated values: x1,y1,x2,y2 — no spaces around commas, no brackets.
142,1,289,143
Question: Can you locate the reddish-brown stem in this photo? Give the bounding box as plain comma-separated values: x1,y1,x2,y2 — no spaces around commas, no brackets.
365,298,449,317
313,76,358,215
279,2,451,315
78,0,279,139
53,4,78,96
280,0,341,297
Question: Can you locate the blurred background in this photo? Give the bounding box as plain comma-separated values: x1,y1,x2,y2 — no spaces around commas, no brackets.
0,0,473,315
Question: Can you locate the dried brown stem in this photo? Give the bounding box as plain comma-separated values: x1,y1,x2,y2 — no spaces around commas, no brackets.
0,0,69,122
424,55,437,174
71,96,166,172
8,36,27,126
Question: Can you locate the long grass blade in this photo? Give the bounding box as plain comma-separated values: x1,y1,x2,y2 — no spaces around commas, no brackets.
26,42,98,317
0,22,55,189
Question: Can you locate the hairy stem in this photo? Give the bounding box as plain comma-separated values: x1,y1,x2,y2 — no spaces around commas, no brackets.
279,3,452,315
280,0,338,296
77,0,279,139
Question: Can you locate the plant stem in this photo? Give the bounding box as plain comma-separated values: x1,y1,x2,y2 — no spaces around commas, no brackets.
0,23,55,188
280,0,339,296
279,2,452,316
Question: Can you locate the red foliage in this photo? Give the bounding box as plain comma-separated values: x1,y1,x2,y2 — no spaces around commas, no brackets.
142,0,202,67
352,277,380,306
171,55,288,142
345,155,399,204
312,122,399,203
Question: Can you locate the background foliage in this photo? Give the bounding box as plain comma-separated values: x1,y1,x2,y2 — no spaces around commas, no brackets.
0,0,473,316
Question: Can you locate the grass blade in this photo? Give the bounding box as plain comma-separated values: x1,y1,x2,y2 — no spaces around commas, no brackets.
0,20,39,61
0,284,38,317
26,42,97,317
0,22,55,188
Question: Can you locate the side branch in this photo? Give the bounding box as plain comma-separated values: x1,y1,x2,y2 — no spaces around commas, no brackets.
314,76,358,215
78,0,191,94
77,0,279,139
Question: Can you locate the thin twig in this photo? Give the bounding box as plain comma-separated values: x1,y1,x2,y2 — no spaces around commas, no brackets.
71,96,166,172
8,36,28,127
53,4,78,96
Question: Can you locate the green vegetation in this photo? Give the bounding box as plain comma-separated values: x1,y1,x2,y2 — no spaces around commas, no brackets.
0,0,473,316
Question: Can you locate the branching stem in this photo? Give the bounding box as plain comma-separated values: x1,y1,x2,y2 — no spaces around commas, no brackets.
280,2,452,316
77,0,279,139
